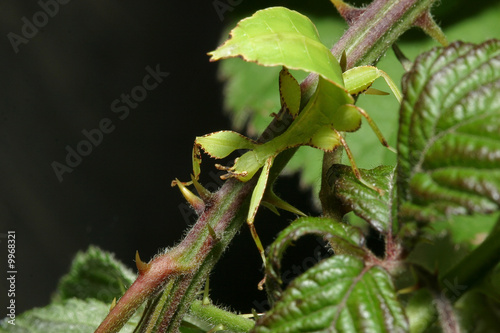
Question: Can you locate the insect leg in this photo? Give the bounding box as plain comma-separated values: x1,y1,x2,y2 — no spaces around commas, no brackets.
335,129,384,195
247,157,274,267
347,104,397,153
377,69,402,103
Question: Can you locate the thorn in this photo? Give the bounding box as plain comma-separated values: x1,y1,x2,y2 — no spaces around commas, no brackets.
135,250,151,274
173,178,205,214
109,297,117,312
191,174,212,202
262,189,306,217
261,201,281,216
414,11,448,47
330,0,366,26
397,283,420,295
207,224,218,242
392,44,413,72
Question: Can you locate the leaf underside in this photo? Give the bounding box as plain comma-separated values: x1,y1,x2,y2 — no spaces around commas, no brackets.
328,164,396,234
54,245,136,303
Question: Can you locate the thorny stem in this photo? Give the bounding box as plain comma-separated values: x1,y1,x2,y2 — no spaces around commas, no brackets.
96,180,254,332
95,1,444,332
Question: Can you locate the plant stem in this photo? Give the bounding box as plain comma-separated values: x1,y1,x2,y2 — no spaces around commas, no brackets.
95,179,253,332
333,0,439,66
188,300,255,332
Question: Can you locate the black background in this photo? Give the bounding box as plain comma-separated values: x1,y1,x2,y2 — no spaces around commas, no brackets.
0,0,495,319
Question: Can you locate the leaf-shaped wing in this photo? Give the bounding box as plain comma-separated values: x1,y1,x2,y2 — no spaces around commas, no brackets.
209,7,344,86
196,130,257,159
279,67,301,116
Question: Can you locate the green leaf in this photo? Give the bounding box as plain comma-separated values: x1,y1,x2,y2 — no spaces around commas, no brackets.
53,246,136,303
0,298,139,333
397,40,500,224
254,255,408,333
327,164,396,234
209,7,343,85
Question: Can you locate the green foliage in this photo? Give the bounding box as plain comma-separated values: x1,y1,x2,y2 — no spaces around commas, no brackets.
397,40,500,225
54,245,136,303
254,255,407,332
0,247,141,333
328,40,500,332
327,164,395,233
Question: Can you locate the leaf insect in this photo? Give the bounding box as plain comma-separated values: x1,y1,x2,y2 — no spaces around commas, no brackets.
172,61,401,271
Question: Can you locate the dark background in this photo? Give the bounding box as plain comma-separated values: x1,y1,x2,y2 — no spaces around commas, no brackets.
0,0,495,319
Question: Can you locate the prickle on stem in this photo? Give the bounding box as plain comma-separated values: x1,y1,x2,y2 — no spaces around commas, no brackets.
172,178,205,214
135,250,151,274
109,297,117,312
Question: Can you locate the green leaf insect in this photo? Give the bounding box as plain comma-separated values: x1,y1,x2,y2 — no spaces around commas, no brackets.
172,7,401,265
